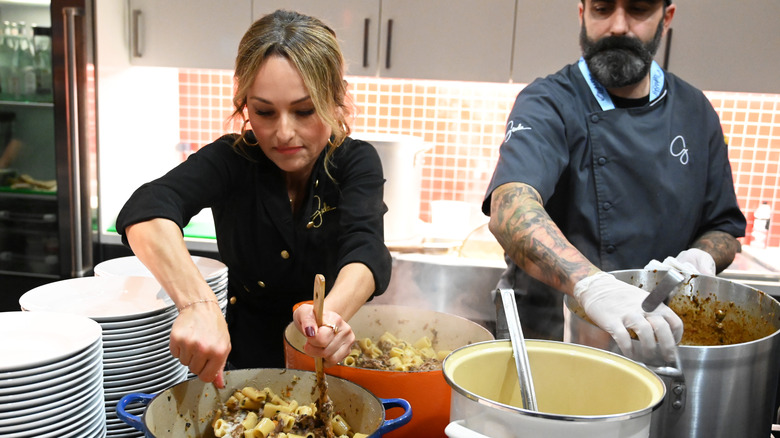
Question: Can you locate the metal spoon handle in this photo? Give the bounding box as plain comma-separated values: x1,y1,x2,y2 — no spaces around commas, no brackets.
641,269,685,312
498,288,538,411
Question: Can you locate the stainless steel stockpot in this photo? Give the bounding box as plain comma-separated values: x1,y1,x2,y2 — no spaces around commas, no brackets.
564,269,780,438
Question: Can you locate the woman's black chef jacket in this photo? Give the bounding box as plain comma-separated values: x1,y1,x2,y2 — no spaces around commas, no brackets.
116,133,392,368
482,61,746,339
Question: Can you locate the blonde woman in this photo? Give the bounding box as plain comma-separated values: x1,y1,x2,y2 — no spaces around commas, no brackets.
117,10,390,386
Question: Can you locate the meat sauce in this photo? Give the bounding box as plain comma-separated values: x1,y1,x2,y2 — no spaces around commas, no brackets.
668,293,777,346
573,290,778,346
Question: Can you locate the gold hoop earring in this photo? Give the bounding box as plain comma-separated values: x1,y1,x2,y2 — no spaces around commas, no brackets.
241,119,258,146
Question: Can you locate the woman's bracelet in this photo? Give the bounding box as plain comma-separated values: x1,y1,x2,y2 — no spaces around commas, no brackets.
177,298,219,312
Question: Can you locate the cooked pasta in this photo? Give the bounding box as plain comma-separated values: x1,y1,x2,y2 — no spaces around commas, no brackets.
211,380,366,438
344,331,451,371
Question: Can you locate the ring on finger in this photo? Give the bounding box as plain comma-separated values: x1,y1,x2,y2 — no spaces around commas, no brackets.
322,323,339,335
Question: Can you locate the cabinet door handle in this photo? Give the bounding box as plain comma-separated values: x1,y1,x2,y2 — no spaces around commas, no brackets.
385,19,393,69
362,18,370,68
132,9,143,58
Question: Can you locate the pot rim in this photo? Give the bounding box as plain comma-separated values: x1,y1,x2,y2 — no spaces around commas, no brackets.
283,324,444,375
140,368,387,432
285,303,494,374
442,339,666,423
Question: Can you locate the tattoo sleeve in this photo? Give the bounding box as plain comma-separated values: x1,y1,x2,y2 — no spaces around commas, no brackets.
691,230,741,273
488,183,600,295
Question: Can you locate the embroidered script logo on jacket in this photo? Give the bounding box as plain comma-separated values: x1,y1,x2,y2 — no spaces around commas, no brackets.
669,135,689,165
504,120,532,143
309,195,336,228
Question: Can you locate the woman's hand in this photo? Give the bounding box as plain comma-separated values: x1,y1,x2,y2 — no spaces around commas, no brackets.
170,299,231,387
294,303,355,367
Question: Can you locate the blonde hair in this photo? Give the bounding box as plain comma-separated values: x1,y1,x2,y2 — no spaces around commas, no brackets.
230,10,351,163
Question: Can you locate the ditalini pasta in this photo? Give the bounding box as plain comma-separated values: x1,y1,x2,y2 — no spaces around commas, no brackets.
211,378,368,438
344,331,451,371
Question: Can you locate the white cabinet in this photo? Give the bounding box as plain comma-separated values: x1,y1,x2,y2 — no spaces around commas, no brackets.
253,0,515,82
252,1,380,77
376,0,515,82
511,0,581,84
653,0,780,93
127,0,250,69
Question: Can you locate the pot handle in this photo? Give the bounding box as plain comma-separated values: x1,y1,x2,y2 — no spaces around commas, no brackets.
444,420,493,438
376,397,412,435
116,392,154,432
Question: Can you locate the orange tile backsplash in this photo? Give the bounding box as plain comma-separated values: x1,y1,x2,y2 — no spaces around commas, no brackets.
178,70,780,248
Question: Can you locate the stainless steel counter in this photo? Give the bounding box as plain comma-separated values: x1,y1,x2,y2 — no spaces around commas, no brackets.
719,246,780,297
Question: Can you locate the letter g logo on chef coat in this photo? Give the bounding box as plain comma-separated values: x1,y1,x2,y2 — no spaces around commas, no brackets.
669,135,689,165
504,120,532,143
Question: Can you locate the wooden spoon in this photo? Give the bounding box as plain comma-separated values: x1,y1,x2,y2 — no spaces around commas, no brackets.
312,274,334,436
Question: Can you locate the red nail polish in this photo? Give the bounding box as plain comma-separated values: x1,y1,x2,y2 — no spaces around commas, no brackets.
305,326,315,337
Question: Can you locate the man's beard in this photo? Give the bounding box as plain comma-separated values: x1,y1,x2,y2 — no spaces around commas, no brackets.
579,19,664,88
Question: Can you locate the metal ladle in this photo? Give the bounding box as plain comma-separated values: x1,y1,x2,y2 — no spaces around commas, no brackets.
497,288,538,411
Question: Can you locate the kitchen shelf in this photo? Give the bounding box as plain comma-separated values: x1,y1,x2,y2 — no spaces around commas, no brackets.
0,100,54,109
0,187,56,199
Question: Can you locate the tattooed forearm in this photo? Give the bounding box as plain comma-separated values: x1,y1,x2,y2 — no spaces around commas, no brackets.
691,230,741,273
489,183,599,294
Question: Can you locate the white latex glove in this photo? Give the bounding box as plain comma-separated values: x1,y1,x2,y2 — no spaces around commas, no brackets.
673,248,716,275
644,248,715,276
574,272,684,362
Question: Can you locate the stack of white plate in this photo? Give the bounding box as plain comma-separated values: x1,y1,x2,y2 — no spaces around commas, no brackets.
94,255,228,312
19,276,190,438
0,311,106,438
96,255,229,382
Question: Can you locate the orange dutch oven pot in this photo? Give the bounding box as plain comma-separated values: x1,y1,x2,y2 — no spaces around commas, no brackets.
285,303,494,438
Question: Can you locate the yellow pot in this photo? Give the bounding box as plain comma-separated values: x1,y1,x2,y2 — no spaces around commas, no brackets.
443,340,665,438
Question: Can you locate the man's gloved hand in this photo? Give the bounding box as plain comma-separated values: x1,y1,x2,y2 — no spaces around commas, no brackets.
573,272,684,362
644,248,715,276
673,248,716,275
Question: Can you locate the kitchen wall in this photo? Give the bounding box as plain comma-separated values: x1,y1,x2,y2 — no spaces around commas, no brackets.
177,70,780,248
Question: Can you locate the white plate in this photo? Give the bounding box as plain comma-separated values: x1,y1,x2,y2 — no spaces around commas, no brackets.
104,354,182,382
103,346,172,367
105,422,143,437
103,352,178,377
0,371,103,420
103,335,169,355
95,255,227,282
19,276,174,321
208,276,228,290
102,321,171,341
58,404,106,438
3,387,106,438
99,309,177,331
0,372,103,432
102,336,170,359
103,367,188,400
0,311,102,373
0,338,101,386
0,366,101,416
0,341,101,400
103,359,183,388
103,364,187,394
103,328,170,348
0,352,101,403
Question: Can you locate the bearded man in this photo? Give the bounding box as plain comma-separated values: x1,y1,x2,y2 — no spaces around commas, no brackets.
482,0,745,363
